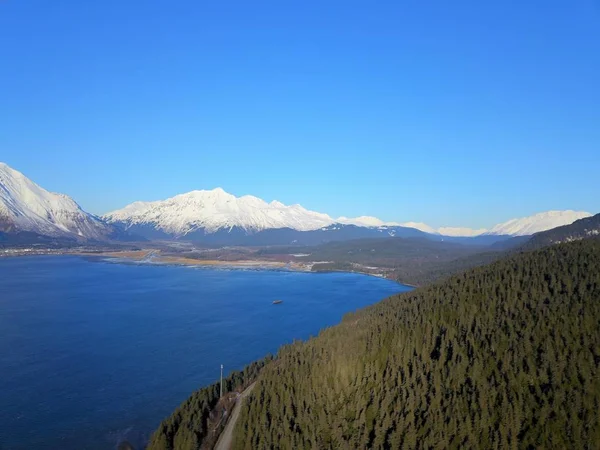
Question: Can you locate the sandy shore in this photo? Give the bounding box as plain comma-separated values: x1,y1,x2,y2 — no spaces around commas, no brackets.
80,250,400,282
156,255,289,269
84,249,302,270
93,250,153,259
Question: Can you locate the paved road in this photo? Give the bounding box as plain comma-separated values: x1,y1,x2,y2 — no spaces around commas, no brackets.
214,382,256,450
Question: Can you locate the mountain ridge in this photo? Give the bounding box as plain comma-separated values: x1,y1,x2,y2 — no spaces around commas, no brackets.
104,186,591,239
402,210,592,236
521,212,600,250
0,162,592,244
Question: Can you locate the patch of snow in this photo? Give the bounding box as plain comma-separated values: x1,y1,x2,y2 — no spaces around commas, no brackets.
399,222,438,234
437,227,488,237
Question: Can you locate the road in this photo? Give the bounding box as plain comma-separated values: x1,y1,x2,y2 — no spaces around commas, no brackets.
214,382,256,450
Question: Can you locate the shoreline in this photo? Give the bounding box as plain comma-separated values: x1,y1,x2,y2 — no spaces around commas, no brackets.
84,249,308,272
1,248,410,286
86,250,407,284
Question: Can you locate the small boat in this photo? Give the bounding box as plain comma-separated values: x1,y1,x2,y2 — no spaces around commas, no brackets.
272,300,283,305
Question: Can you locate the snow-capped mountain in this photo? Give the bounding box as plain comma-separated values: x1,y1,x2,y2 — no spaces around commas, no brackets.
401,211,592,237
486,210,592,236
104,188,336,235
398,222,437,235
438,227,489,237
0,162,117,241
105,187,592,241
337,216,400,227
523,213,600,249
1,162,592,247
398,222,490,237
104,188,423,240
103,189,434,244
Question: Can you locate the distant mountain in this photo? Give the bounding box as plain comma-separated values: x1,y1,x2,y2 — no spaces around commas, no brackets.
337,216,401,227
103,189,429,244
105,188,589,244
487,210,592,236
403,210,592,237
400,222,487,237
521,212,600,250
0,162,130,243
104,188,334,235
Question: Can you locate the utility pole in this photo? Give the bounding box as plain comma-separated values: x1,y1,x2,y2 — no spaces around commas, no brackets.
220,364,223,398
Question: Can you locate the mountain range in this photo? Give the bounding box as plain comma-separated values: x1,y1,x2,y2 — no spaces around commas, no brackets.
0,162,593,246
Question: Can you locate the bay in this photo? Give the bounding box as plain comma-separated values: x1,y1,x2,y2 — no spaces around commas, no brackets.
0,256,410,449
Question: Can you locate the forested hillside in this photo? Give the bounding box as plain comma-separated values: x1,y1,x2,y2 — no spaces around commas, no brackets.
233,239,600,449
146,357,271,450
293,237,492,286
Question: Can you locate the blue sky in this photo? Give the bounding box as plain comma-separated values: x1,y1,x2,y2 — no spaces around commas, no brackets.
1,1,598,228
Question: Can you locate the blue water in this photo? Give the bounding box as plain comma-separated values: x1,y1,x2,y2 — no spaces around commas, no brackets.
0,256,410,449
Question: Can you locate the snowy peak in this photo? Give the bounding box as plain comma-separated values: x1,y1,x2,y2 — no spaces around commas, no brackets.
337,216,401,228
437,227,488,237
104,188,336,235
399,222,488,237
523,213,600,248
2,163,592,244
399,222,438,235
487,210,592,236
402,210,592,237
105,188,410,236
0,162,113,240
105,185,593,240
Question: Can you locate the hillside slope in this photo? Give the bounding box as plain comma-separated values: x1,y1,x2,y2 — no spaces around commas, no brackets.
233,239,600,449
146,358,271,450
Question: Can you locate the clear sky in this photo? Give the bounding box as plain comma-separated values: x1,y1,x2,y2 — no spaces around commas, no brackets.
1,1,599,228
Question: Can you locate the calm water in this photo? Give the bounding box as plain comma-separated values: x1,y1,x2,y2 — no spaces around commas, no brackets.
0,256,409,449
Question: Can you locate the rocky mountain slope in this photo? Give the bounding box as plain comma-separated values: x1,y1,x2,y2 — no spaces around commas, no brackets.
0,163,122,242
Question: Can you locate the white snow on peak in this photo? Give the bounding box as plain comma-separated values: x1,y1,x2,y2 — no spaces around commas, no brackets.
401,210,592,237
0,162,112,239
2,163,592,241
399,222,438,235
337,216,401,228
104,188,336,235
104,185,593,238
486,210,592,236
399,222,487,237
438,227,488,237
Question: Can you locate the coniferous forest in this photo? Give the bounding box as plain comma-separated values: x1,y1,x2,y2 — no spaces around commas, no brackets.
231,239,600,449
146,357,271,450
